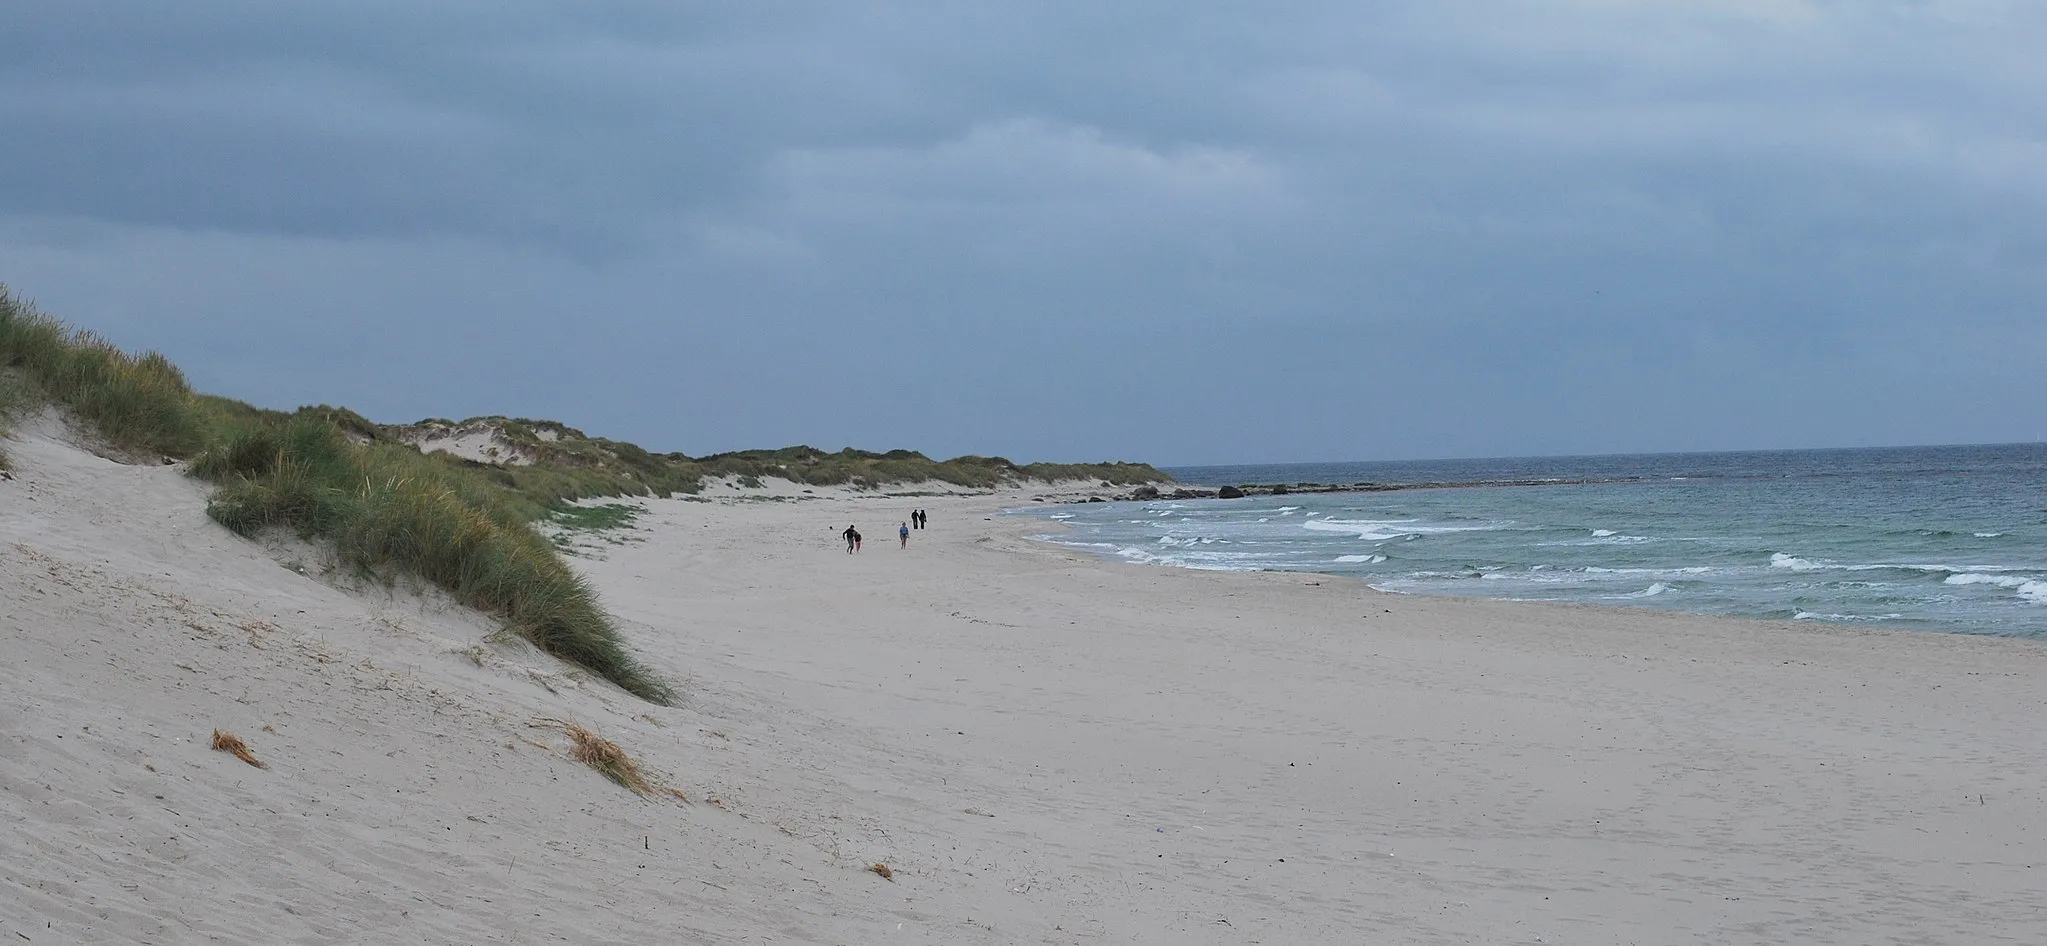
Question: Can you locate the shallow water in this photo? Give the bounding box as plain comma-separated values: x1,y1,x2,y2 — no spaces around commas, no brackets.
1021,443,2047,638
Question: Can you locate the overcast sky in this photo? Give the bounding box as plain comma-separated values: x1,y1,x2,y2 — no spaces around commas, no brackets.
3,2,2042,465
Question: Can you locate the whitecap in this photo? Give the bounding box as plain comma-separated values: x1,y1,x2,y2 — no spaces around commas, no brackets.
1303,518,1498,541
1628,582,1670,598
1770,553,1828,571
1591,529,1619,537
1335,554,1388,564
1945,573,2029,589
1585,565,1716,576
1943,574,2047,606
1975,532,2006,538
1884,562,2029,575
1047,513,1075,520
1303,519,1416,541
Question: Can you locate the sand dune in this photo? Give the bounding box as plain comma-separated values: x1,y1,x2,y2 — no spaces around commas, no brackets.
4,421,2044,944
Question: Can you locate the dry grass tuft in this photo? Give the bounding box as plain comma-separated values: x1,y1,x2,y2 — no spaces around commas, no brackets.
869,862,894,882
569,725,650,795
210,729,265,768
533,719,651,795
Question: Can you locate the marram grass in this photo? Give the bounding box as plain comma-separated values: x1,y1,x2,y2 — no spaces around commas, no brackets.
0,287,672,704
0,289,207,459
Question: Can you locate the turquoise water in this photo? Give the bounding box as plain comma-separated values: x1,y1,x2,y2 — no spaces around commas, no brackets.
1020,444,2047,638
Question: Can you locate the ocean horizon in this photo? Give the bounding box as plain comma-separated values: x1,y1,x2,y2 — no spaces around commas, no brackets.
1024,442,2047,639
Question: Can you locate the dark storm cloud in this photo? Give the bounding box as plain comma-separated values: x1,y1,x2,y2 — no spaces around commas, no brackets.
3,2,2043,462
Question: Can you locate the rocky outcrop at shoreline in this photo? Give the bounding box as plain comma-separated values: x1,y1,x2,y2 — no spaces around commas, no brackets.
1081,476,1647,503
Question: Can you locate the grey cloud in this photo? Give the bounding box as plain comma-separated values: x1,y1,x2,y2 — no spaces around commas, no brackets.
2,2,2043,463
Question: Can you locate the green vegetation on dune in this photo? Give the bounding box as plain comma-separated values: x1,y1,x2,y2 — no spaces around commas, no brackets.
0,295,208,461
0,288,672,704
549,502,643,532
687,445,1168,490
194,418,672,703
411,419,1171,498
0,372,24,471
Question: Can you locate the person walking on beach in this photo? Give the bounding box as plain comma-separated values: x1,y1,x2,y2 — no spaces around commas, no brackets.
843,524,857,554
853,527,863,552
899,521,910,549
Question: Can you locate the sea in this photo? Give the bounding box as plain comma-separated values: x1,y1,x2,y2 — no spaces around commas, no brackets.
1019,444,2047,639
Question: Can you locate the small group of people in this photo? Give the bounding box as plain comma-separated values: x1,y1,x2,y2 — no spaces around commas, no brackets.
842,510,931,554
899,510,930,548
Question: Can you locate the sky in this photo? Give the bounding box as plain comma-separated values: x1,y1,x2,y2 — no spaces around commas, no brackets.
2,2,2042,466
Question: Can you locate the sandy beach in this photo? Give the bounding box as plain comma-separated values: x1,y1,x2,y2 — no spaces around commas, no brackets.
4,423,2045,945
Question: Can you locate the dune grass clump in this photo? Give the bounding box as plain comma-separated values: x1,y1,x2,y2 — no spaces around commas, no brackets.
199,416,673,704
0,372,23,472
559,722,651,794
0,289,209,459
210,729,266,768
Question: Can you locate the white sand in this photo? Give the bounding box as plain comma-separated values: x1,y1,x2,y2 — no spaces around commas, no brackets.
4,423,2044,944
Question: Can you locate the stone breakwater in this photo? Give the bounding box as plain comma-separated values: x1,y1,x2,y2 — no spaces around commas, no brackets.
1071,477,1645,503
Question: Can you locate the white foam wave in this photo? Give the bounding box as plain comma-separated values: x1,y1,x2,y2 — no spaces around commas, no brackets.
1975,532,2006,538
1335,554,1388,564
1943,573,2047,606
1890,562,2031,574
1591,529,1619,537
1768,556,2032,577
1047,513,1074,520
1585,565,1716,576
1770,553,1828,571
1627,582,1670,598
1945,573,2028,589
1795,611,1906,622
1303,519,1415,541
1302,518,1499,541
